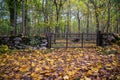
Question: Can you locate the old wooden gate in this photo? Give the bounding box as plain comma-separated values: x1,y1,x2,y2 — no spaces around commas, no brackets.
47,33,97,48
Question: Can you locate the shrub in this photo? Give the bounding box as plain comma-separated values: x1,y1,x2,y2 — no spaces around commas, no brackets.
0,45,9,53
0,21,13,35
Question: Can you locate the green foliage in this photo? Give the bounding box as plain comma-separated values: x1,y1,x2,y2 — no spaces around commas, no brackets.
75,78,80,80
116,41,120,46
40,49,54,54
112,35,120,46
30,36,46,47
30,38,40,46
0,0,120,35
0,45,9,53
0,20,13,35
96,46,118,55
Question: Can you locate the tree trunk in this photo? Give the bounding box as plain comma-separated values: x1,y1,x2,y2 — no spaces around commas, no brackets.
66,0,71,34
42,0,49,33
14,0,17,35
95,9,99,32
89,0,99,32
9,1,14,35
54,0,60,38
106,0,111,33
25,0,28,36
22,0,25,35
116,19,119,33
77,11,80,33
55,6,60,34
86,3,89,39
115,5,119,33
90,0,100,46
54,0,66,34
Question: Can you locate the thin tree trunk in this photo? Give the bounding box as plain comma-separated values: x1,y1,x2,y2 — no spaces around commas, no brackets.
55,6,59,34
54,0,60,37
89,0,99,32
67,0,71,33
95,9,99,32
90,0,100,46
69,0,71,34
86,3,89,39
14,0,17,35
22,0,25,35
9,0,14,35
106,0,111,33
42,0,49,33
25,0,27,36
54,0,66,34
77,11,80,33
115,6,119,33
67,12,69,33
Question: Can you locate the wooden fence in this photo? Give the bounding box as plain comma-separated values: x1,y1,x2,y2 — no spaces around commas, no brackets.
46,32,97,48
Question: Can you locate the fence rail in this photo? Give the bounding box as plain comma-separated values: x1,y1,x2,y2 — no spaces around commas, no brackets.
47,32,97,48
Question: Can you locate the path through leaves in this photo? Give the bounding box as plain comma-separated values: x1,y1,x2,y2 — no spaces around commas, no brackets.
0,47,120,80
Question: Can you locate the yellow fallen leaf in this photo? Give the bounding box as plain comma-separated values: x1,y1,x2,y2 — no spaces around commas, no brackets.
112,61,117,67
2,74,9,79
84,76,91,80
0,63,5,66
92,67,99,73
106,67,113,70
116,75,120,79
109,53,115,57
50,61,54,65
15,61,20,66
15,74,21,79
14,67,19,71
58,59,64,63
66,59,71,61
32,62,35,67
45,73,50,76
20,65,30,72
35,67,41,72
81,66,88,70
31,73,40,78
97,62,102,69
35,50,40,54
87,70,93,75
68,71,75,76
105,63,111,67
20,68,28,72
63,75,69,80
75,67,81,70
79,53,84,57
40,71,46,74
44,66,50,70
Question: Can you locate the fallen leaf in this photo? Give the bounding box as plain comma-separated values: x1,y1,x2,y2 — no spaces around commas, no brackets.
63,75,69,80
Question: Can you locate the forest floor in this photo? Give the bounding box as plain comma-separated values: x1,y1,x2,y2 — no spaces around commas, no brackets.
0,45,120,80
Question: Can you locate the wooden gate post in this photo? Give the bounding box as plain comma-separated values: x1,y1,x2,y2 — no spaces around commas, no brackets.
99,31,103,46
96,31,103,46
66,33,68,49
96,31,100,46
81,32,84,48
46,32,51,48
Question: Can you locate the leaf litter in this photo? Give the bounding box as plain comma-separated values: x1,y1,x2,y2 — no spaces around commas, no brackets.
0,46,120,80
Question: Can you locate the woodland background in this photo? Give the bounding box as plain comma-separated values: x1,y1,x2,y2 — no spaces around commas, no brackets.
0,0,120,36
